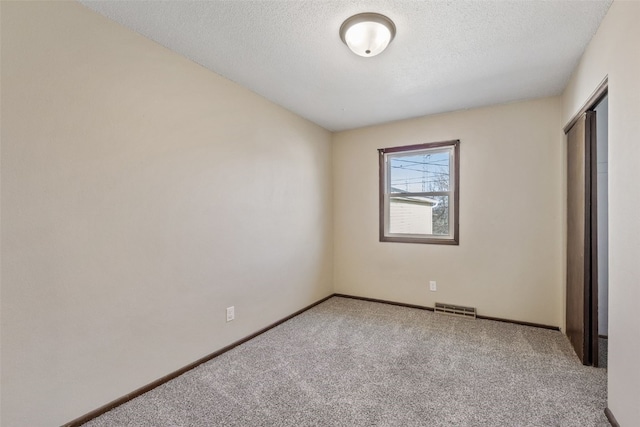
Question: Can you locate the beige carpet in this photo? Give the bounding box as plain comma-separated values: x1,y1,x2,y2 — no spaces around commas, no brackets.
84,297,608,426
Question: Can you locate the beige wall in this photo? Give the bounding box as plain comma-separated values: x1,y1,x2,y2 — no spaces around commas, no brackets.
0,2,333,426
333,97,564,327
562,1,640,424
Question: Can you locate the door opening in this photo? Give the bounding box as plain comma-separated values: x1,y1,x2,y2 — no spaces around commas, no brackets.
564,80,608,368
594,95,609,368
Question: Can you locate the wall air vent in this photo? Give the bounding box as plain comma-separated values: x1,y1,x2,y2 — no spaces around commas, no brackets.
434,302,477,319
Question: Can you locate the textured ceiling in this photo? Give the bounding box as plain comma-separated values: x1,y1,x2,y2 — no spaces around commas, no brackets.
79,0,612,132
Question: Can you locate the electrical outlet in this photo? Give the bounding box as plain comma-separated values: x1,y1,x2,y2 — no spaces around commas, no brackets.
226,306,235,322
429,281,437,291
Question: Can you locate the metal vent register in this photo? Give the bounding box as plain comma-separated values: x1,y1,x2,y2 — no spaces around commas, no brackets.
434,302,477,319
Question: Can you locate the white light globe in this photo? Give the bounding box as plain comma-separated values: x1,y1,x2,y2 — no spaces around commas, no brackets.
340,13,396,58
345,21,391,57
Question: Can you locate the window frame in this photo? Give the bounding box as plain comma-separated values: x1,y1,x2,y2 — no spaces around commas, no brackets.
378,140,460,245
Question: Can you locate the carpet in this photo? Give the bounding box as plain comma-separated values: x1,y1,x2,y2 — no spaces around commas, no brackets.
599,337,608,369
84,297,608,426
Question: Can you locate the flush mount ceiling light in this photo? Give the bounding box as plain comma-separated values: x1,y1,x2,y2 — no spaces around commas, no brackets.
340,13,396,57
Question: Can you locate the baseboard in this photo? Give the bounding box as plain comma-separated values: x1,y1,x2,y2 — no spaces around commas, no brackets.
475,314,560,331
334,293,435,312
604,408,620,427
333,293,560,331
62,294,334,427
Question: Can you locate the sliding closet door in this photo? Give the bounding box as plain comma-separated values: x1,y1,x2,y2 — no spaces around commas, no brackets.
566,111,596,365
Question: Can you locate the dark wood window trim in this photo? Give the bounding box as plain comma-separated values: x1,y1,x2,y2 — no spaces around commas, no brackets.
378,140,460,245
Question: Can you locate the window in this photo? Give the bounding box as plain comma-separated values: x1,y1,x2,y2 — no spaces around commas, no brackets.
378,140,460,244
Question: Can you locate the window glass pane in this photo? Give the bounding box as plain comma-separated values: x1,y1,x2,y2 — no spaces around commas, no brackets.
389,194,449,236
389,195,436,234
389,151,450,193
430,195,450,236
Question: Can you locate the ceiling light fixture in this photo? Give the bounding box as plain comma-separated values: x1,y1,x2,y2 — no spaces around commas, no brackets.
339,13,396,57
